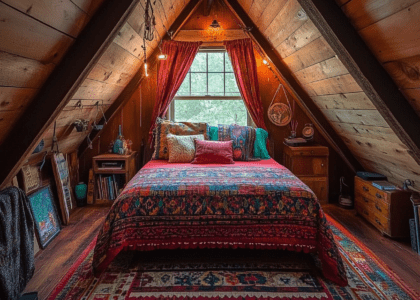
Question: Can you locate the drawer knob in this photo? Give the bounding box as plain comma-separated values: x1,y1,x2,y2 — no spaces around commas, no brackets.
321,164,324,167
376,193,382,199
363,197,369,203
311,150,314,154
375,218,382,226
362,186,369,192
375,204,382,212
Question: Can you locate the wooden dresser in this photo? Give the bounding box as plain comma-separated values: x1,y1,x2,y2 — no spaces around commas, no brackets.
354,176,412,238
283,144,329,204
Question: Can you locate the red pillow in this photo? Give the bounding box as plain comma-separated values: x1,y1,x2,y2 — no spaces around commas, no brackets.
191,140,234,164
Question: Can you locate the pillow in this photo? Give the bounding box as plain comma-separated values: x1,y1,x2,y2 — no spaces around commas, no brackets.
209,126,219,140
167,134,204,163
254,128,270,159
218,124,257,161
153,118,209,160
191,140,234,164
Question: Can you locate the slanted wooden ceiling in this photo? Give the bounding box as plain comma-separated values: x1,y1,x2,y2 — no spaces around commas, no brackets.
1,0,420,191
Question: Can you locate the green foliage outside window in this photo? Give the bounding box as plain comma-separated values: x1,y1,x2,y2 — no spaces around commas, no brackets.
174,51,248,125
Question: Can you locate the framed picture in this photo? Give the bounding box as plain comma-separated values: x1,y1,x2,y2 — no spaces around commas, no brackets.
51,153,73,225
28,185,61,249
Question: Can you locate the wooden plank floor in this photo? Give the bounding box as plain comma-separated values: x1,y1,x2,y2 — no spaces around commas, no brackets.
323,204,420,294
23,204,420,299
23,204,110,299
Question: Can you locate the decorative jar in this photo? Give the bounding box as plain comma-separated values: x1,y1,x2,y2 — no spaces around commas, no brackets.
75,182,87,207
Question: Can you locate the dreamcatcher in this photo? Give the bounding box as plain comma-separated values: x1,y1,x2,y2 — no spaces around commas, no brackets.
267,84,293,127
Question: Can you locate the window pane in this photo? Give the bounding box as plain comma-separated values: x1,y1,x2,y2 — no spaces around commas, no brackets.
225,52,234,72
190,52,206,72
174,100,248,126
208,73,224,95
191,73,207,95
177,74,190,96
225,73,240,95
208,52,224,72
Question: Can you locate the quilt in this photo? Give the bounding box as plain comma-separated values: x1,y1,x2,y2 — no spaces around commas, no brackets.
92,159,348,286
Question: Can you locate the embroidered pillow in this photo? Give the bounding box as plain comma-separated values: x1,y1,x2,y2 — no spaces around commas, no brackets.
218,124,257,161
191,140,234,164
152,118,209,160
167,134,204,163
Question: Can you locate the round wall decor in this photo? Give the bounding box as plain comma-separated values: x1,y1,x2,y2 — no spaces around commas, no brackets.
267,103,292,126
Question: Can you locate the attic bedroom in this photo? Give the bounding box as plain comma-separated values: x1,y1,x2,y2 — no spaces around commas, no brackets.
1,0,420,299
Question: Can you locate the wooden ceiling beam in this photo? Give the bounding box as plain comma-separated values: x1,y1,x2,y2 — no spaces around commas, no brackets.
78,0,204,157
0,0,140,189
223,0,363,173
297,0,420,166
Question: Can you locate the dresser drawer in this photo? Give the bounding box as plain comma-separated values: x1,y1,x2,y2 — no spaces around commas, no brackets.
372,212,390,234
288,156,328,176
355,177,389,203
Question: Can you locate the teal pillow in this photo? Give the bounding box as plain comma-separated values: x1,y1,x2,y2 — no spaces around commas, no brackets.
209,126,218,141
254,128,270,159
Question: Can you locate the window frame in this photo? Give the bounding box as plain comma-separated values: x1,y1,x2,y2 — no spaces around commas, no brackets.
168,48,254,126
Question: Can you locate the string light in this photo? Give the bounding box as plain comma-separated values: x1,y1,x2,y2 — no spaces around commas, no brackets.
144,61,149,77
263,59,268,65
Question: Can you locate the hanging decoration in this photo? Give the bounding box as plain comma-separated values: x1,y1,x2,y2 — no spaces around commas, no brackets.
142,0,156,41
267,84,292,127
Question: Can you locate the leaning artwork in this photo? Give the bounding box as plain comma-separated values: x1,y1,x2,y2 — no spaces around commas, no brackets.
28,185,61,249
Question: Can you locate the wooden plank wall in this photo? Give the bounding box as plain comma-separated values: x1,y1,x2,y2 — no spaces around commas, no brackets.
237,0,420,189
0,0,187,171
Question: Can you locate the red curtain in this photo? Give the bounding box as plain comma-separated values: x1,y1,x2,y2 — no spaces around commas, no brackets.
224,38,267,130
148,40,202,144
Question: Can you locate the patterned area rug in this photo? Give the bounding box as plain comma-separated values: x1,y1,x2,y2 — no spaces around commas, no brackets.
48,215,419,300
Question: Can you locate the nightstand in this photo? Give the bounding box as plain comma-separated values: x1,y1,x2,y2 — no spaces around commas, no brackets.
92,152,137,204
283,144,329,204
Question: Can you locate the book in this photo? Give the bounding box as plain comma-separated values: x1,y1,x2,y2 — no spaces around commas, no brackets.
356,171,387,181
409,218,418,253
371,181,396,191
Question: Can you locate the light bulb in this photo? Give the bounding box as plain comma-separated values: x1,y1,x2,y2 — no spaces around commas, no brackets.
144,62,149,77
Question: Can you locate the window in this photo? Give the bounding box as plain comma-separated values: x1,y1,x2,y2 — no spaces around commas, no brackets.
169,50,252,126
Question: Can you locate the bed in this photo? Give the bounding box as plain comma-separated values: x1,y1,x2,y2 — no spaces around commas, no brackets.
92,158,348,286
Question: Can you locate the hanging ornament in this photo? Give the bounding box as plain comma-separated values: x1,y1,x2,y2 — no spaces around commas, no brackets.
267,84,292,126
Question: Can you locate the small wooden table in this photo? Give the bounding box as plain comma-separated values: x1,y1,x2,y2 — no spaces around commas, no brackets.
283,144,329,204
92,152,137,204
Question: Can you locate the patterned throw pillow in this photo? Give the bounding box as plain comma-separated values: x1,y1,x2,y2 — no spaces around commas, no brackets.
152,118,209,160
218,124,257,161
167,134,204,163
254,128,270,159
191,140,234,164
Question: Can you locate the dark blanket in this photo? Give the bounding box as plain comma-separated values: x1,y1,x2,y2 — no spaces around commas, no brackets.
0,187,35,300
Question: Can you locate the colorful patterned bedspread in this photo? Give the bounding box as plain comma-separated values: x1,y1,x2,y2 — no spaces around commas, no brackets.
92,160,348,286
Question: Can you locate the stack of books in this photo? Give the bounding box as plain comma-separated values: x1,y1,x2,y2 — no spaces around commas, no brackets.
96,174,122,200
371,181,397,191
284,137,307,147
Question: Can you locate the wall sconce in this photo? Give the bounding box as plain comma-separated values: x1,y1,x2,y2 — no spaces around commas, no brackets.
208,19,223,38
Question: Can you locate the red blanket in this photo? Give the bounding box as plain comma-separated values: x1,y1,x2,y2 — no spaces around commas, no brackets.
93,159,348,286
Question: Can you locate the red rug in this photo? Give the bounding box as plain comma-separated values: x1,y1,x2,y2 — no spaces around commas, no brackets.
48,215,419,300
